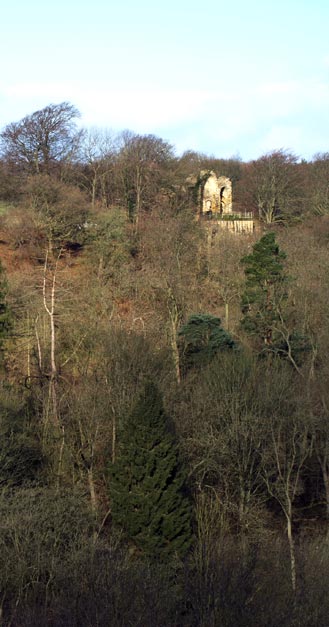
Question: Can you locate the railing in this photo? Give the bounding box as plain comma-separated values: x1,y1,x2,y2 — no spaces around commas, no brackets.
202,211,253,221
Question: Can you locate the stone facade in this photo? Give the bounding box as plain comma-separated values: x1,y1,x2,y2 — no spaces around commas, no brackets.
213,218,254,234
200,171,232,216
198,170,254,234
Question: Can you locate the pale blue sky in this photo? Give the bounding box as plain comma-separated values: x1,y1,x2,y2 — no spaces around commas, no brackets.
1,0,328,160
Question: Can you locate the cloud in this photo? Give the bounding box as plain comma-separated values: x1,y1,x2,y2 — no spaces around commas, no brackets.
1,77,328,160
1,81,210,129
168,78,329,158
80,88,210,131
254,79,329,115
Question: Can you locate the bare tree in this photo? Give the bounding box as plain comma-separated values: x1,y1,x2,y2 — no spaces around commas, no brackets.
26,174,90,247
178,353,268,532
116,131,174,228
0,102,82,175
79,127,116,207
262,398,310,593
239,150,304,223
309,152,329,215
135,208,202,382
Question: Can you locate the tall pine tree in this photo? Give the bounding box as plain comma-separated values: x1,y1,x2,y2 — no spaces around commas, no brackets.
240,232,287,348
109,382,192,560
240,232,309,366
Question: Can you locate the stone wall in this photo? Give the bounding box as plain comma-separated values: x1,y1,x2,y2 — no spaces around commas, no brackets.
216,218,254,234
201,171,232,215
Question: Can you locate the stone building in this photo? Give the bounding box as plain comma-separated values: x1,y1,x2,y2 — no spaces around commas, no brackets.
200,171,232,216
198,170,254,234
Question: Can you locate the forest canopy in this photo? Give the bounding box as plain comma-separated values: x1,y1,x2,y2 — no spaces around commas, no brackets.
0,103,329,626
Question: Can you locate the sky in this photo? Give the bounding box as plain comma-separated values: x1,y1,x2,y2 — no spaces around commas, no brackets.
0,0,328,161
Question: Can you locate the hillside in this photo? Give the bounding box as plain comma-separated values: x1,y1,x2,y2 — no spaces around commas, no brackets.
1,104,329,625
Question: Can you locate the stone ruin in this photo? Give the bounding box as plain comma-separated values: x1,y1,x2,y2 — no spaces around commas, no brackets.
185,170,254,233
199,171,232,217
197,170,254,234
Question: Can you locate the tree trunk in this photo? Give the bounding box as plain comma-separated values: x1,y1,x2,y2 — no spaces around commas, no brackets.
87,467,97,514
43,251,61,425
167,288,181,384
286,504,296,593
134,165,142,232
56,425,65,492
43,249,60,426
321,462,329,519
225,302,229,330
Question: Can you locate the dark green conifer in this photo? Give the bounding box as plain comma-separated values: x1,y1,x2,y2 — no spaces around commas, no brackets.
178,313,236,373
240,232,287,347
109,382,192,560
240,232,310,365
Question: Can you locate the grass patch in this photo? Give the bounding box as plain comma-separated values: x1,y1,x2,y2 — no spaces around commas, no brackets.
0,202,13,216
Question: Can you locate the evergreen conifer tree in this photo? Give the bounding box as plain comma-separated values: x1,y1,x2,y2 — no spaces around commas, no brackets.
240,232,287,348
241,233,310,366
178,313,236,374
109,382,192,560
